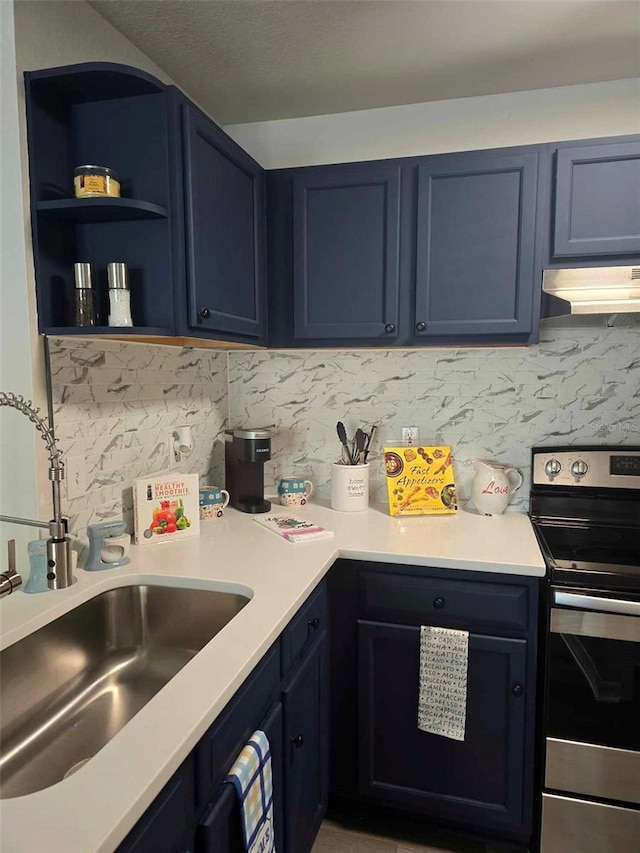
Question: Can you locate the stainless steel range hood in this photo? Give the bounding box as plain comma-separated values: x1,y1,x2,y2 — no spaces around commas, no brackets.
542,266,640,324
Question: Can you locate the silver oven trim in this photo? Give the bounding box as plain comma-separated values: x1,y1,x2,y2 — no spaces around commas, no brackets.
546,738,640,805
551,605,640,642
553,590,640,618
541,793,640,853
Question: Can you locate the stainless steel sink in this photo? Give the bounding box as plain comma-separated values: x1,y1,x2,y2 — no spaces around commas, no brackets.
0,582,250,798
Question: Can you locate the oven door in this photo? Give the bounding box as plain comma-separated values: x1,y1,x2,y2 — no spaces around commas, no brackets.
543,589,640,853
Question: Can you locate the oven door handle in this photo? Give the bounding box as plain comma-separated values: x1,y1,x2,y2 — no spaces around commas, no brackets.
553,591,640,617
552,592,640,643
553,589,640,616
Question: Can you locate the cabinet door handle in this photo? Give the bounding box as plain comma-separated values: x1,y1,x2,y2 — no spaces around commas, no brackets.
433,596,446,609
199,307,211,320
308,616,320,630
416,321,427,332
511,683,524,697
291,734,305,749
384,323,396,334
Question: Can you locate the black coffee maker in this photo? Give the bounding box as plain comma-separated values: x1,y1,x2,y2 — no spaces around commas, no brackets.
224,428,271,513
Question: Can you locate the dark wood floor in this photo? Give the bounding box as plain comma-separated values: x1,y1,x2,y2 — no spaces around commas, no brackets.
312,819,529,853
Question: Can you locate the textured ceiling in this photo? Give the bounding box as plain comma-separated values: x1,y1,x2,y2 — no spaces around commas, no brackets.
89,0,640,124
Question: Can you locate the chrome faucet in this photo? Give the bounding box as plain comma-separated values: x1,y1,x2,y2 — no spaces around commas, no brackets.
0,392,73,590
0,540,22,597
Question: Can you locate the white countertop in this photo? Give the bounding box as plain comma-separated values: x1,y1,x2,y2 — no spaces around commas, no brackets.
0,502,545,853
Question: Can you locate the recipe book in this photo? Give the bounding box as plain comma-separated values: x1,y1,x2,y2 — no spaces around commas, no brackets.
253,513,334,543
133,472,200,544
384,444,457,516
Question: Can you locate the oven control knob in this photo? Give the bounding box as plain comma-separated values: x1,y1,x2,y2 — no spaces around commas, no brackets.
544,458,562,478
571,459,589,477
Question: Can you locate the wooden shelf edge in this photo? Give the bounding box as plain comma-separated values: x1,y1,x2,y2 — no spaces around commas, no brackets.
43,331,264,351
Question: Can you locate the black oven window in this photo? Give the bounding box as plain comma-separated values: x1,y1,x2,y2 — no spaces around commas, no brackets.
547,632,640,752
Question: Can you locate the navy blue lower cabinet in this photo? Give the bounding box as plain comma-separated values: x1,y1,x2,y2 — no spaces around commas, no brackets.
292,163,402,341
357,620,528,836
116,755,196,853
414,150,539,339
281,632,330,853
196,701,283,853
552,138,640,258
114,584,330,853
181,100,266,344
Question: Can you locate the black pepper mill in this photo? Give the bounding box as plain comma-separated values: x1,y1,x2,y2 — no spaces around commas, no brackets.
73,262,96,326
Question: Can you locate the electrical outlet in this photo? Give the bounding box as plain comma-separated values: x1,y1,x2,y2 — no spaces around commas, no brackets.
402,426,420,446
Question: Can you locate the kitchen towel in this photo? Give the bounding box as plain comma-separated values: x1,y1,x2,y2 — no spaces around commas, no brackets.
225,729,276,853
417,625,469,741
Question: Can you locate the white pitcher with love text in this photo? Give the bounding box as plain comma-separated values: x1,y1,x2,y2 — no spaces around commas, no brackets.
470,460,524,516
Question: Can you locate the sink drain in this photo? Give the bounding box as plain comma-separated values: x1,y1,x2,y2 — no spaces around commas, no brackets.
63,758,91,779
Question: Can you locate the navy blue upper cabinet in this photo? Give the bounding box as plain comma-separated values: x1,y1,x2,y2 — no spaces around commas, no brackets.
552,139,640,258
414,150,539,339
292,163,401,341
23,63,267,346
181,101,266,344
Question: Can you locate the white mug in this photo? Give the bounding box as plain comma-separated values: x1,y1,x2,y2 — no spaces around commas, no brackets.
331,462,369,512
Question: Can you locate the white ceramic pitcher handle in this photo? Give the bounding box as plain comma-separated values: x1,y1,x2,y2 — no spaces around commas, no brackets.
220,489,230,509
506,468,524,493
304,480,314,497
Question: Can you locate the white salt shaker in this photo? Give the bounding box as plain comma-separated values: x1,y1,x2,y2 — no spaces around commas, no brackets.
107,262,133,327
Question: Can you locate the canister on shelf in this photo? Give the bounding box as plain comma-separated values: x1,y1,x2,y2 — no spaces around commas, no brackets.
73,262,96,327
73,165,120,199
107,262,133,327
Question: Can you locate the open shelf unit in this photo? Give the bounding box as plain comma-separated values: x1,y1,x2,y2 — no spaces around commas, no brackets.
25,62,178,335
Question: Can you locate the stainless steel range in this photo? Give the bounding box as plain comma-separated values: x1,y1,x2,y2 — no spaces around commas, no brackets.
530,447,640,853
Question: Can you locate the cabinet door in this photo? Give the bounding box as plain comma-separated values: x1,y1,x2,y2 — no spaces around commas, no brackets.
196,702,283,853
182,103,265,342
415,151,539,338
293,164,401,341
553,140,640,258
281,634,329,853
358,621,528,835
117,755,195,853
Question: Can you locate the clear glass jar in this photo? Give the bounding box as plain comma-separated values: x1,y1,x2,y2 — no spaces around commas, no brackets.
74,165,120,199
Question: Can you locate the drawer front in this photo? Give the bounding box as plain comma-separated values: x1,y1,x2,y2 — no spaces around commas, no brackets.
281,581,328,678
358,570,529,633
195,643,280,812
541,793,640,853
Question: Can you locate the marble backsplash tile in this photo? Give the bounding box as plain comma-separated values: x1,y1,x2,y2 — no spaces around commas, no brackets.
48,325,638,561
228,327,640,512
48,338,228,556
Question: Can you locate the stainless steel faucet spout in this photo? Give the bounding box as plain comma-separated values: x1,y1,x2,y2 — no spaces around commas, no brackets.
0,392,73,590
